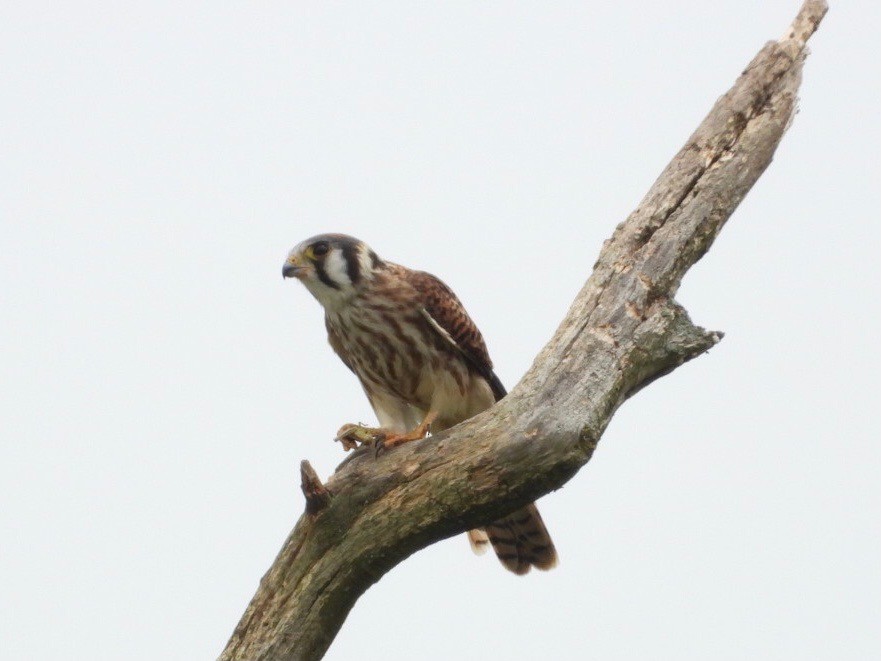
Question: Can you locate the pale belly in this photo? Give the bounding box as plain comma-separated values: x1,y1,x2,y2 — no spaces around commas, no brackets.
327,306,495,432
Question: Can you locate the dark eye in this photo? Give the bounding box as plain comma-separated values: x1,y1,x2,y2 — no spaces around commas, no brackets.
312,241,329,257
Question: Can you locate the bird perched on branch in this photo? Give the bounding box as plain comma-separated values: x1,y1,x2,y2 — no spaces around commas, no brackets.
283,233,557,575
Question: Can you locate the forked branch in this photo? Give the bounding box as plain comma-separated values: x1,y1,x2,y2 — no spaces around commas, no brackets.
220,2,827,659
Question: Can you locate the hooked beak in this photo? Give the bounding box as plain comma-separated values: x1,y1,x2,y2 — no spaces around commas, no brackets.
282,254,308,279
282,263,305,279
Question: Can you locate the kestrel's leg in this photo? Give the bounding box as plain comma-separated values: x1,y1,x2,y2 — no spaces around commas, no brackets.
335,411,438,454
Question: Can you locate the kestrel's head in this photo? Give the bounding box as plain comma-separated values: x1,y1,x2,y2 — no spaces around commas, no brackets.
282,233,383,307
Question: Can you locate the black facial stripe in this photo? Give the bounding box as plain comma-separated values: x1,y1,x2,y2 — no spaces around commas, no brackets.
314,260,340,290
342,243,360,284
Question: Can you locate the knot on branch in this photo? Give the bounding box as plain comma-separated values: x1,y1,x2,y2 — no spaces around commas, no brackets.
300,460,330,515
622,301,723,401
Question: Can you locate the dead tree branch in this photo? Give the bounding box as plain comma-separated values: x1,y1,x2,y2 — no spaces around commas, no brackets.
220,2,827,659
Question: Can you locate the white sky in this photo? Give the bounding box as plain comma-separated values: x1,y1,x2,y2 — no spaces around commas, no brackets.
1,2,879,660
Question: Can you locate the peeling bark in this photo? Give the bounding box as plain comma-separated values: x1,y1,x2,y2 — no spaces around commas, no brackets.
220,2,828,660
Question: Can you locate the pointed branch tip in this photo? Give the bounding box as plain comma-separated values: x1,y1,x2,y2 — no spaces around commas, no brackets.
781,0,828,48
300,460,330,515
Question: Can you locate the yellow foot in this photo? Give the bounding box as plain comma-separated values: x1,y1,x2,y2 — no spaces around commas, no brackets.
335,412,438,456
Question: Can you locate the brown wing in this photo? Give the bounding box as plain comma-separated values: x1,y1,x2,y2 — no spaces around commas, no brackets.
406,270,507,402
406,269,556,575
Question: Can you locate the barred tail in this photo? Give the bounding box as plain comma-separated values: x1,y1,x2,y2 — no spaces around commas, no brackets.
467,528,491,555
468,503,557,575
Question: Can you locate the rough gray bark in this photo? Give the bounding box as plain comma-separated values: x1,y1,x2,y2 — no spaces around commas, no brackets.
220,3,827,660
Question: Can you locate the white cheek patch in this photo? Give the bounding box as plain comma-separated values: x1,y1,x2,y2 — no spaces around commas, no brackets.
356,246,376,280
324,249,352,287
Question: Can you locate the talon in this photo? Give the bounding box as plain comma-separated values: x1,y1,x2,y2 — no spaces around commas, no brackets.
334,412,439,455
335,423,389,453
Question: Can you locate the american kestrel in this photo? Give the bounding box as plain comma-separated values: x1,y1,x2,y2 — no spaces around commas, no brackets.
283,233,557,574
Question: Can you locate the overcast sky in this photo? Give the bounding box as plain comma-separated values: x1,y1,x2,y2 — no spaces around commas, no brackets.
1,2,879,660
